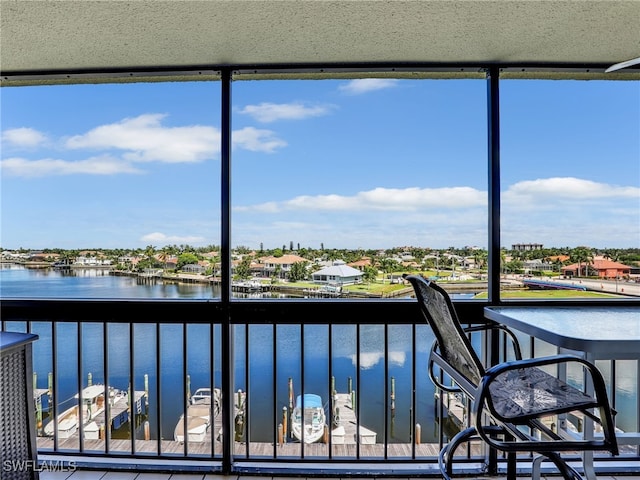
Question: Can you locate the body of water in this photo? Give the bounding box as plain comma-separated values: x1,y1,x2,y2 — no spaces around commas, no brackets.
1,265,637,444
1,265,441,444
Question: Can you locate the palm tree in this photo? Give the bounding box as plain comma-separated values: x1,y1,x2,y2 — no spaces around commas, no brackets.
603,249,621,262
144,244,157,263
570,246,593,277
363,265,378,286
379,258,399,284
158,245,175,272
289,261,308,282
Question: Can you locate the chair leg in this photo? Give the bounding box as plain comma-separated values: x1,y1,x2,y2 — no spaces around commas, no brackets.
439,424,585,480
532,455,544,480
539,451,585,480
507,452,517,480
439,426,478,480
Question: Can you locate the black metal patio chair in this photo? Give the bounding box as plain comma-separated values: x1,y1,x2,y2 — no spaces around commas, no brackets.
404,274,618,480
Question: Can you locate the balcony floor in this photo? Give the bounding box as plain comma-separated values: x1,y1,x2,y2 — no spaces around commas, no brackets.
38,473,640,480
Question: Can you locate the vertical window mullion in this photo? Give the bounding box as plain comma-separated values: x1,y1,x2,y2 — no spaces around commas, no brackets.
487,67,501,303
221,68,233,473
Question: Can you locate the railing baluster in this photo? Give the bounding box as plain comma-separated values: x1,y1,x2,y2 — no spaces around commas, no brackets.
384,323,389,459
182,322,188,456
272,323,277,458
328,323,334,458
155,322,162,455
411,322,417,459
77,321,83,453
243,324,249,458
104,322,111,454
52,321,59,451
300,322,305,457
130,322,135,455
210,322,216,459
356,323,361,459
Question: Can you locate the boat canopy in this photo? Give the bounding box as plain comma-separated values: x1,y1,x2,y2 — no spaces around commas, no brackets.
75,385,106,399
296,394,322,409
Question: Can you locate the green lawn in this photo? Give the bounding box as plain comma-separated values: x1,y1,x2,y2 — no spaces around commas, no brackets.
473,290,619,299
283,280,407,295
276,278,621,299
343,282,407,294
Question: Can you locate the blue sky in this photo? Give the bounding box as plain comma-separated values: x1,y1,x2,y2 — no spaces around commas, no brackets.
1,77,638,250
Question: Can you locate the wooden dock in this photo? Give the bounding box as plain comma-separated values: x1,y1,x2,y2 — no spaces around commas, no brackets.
38,390,148,440
330,392,377,445
35,390,483,458
36,436,444,457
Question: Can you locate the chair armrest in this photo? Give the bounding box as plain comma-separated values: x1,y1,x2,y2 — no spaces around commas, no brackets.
463,323,523,360
481,354,606,386
472,354,619,454
428,340,464,394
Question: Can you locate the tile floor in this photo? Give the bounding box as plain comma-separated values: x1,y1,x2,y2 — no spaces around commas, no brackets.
37,473,640,480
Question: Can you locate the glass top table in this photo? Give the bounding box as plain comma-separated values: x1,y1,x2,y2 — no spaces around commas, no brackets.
484,306,640,360
484,306,640,480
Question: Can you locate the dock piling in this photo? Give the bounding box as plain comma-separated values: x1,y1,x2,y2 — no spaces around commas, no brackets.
390,376,395,411
282,406,288,441
144,374,149,407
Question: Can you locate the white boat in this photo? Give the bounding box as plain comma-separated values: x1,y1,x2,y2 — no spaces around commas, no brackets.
291,394,326,443
191,386,221,404
191,387,222,417
174,387,222,442
174,403,212,443
44,384,123,438
191,387,213,404
232,280,263,292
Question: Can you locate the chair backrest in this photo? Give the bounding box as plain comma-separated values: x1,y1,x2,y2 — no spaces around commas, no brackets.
405,274,484,387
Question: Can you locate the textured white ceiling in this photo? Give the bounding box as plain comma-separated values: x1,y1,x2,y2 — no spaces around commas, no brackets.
2,0,640,83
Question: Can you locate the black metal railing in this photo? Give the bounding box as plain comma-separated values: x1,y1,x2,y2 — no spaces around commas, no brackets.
2,298,639,476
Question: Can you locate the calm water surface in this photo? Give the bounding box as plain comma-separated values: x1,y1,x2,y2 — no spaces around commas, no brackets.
2,265,637,442
1,265,441,443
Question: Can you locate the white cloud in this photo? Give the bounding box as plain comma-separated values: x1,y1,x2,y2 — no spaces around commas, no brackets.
510,176,639,199
232,126,287,152
2,127,48,148
503,177,640,207
237,102,334,123
66,114,220,163
235,186,486,213
3,115,288,179
0,155,143,178
66,114,287,158
140,232,206,244
500,177,640,248
339,79,399,95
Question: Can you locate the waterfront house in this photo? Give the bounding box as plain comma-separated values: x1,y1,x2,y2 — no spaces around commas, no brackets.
562,258,633,279
523,258,555,274
348,257,372,271
311,260,364,286
74,256,112,267
181,263,206,274
260,254,308,279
